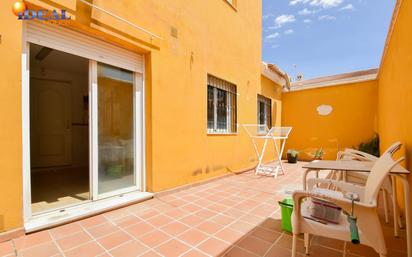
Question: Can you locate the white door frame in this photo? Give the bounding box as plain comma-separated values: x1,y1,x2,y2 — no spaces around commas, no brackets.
22,23,146,222
89,60,145,200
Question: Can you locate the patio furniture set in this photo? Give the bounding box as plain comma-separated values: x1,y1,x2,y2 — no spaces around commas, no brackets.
242,125,410,257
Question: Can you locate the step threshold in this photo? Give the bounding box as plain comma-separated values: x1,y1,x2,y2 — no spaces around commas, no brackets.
25,191,153,233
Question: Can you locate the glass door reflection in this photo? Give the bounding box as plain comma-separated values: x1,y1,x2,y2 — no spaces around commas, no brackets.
97,63,135,195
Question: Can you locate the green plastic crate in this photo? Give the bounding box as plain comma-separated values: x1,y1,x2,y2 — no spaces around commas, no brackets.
278,198,294,233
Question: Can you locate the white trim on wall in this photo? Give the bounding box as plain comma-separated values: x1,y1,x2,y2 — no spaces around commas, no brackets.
22,23,32,222
141,57,147,192
89,60,98,200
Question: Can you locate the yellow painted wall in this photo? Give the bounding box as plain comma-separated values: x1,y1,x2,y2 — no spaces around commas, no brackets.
258,76,283,163
260,76,282,128
378,0,412,210
96,0,265,192
282,81,378,160
0,1,23,233
0,0,268,232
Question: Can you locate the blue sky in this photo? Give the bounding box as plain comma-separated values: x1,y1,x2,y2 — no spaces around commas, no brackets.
262,0,395,80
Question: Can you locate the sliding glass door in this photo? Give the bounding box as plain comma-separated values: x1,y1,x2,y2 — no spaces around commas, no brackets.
90,61,143,199
97,63,136,195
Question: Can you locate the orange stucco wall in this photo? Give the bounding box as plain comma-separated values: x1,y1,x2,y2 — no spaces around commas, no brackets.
378,0,412,210
258,75,283,163
0,1,24,233
0,0,275,232
282,81,378,161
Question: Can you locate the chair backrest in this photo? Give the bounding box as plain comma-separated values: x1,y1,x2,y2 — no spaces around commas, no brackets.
344,148,377,161
337,151,374,162
363,151,404,204
381,141,402,156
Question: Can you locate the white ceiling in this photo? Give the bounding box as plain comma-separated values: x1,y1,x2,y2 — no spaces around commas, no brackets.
30,43,89,75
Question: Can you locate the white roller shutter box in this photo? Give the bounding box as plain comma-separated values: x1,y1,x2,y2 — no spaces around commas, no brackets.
26,21,143,73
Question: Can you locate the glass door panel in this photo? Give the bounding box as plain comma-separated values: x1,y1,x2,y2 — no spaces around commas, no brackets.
97,63,135,195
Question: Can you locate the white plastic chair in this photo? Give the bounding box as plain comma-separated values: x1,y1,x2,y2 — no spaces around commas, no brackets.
291,149,405,257
332,142,403,236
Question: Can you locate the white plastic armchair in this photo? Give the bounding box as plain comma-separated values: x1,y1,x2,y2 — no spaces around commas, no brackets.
291,151,405,257
329,148,377,184
334,142,403,235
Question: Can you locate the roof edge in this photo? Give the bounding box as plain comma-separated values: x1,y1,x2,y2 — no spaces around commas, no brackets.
261,62,286,86
286,68,378,92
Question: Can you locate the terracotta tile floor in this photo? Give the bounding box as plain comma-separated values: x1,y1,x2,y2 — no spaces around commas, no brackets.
0,162,407,257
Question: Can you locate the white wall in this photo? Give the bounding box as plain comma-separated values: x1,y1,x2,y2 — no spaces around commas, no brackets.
30,67,89,168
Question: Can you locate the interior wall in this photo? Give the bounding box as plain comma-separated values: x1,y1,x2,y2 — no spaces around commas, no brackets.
30,67,89,168
378,0,412,210
282,80,378,160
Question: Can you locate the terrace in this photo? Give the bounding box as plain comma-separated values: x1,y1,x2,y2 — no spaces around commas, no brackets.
0,162,406,257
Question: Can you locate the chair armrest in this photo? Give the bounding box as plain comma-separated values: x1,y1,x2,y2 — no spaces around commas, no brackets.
292,190,375,217
307,178,365,198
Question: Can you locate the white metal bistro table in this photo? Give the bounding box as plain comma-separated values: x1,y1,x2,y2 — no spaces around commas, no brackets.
243,125,292,178
302,160,411,257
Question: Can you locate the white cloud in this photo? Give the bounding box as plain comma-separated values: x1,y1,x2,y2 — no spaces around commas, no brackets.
310,0,343,8
274,15,296,29
318,15,337,20
298,8,313,15
271,44,280,49
266,32,280,40
339,3,354,11
290,0,310,5
303,19,312,23
284,29,294,35
263,13,275,19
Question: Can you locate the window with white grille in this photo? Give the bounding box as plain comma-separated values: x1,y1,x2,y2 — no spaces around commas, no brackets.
257,95,272,130
207,75,237,134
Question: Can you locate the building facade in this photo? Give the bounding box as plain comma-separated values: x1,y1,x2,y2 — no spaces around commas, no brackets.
0,0,287,236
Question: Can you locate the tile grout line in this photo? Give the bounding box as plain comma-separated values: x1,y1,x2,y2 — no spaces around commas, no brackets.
11,239,17,257
127,190,260,257
262,232,287,257
103,211,157,256
48,230,67,257
78,220,117,257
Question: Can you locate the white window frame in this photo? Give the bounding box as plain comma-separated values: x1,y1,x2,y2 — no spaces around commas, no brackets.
207,76,237,134
257,95,272,132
